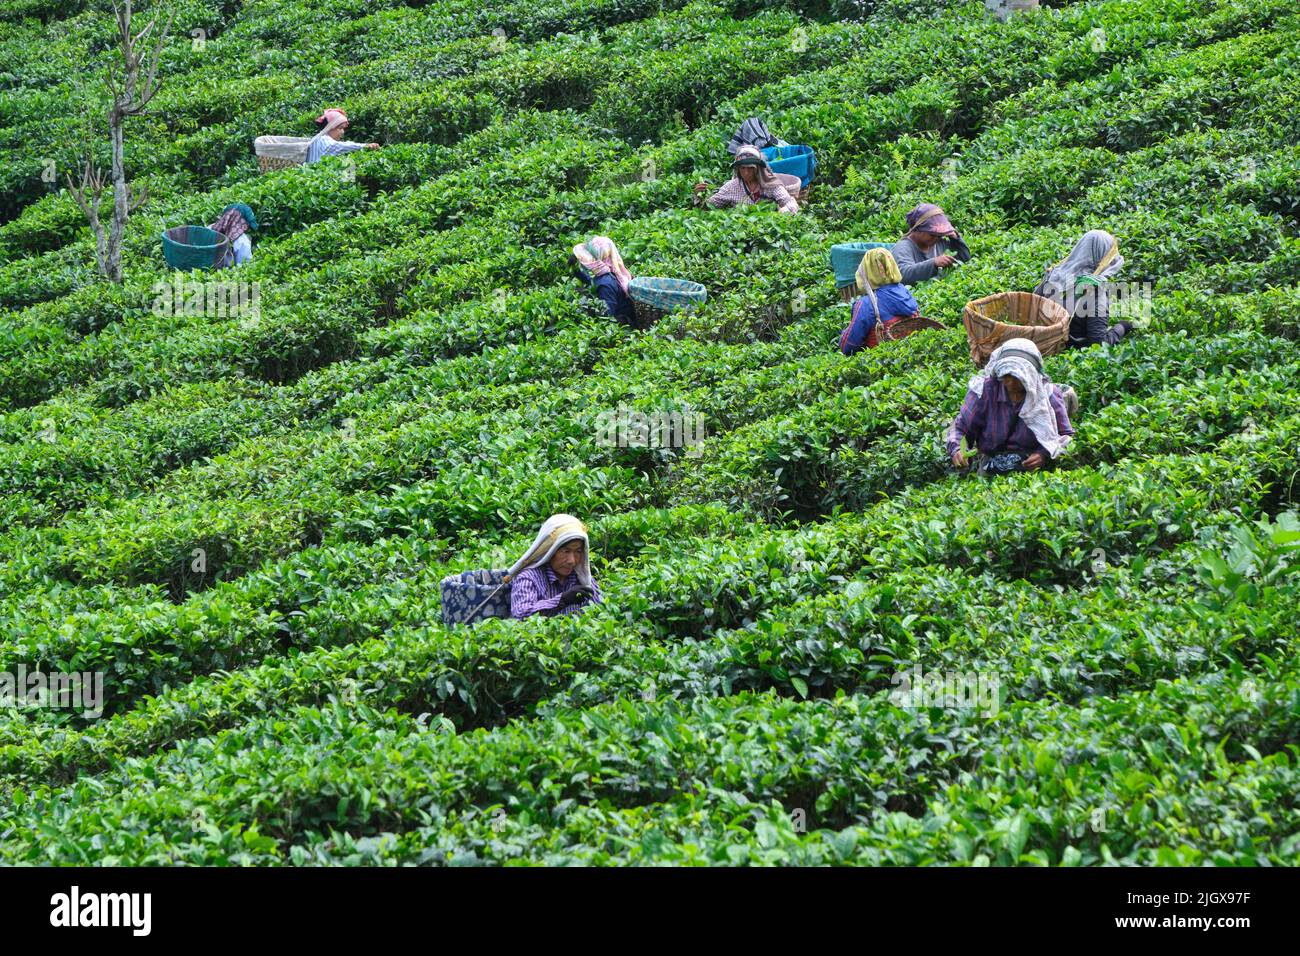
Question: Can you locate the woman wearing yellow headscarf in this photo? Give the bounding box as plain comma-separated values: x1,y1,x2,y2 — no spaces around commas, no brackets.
839,248,920,355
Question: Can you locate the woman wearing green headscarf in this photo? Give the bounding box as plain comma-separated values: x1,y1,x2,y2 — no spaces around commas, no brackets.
1034,230,1138,348
209,203,258,269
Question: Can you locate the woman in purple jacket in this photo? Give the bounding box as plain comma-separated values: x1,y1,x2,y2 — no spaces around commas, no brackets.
946,339,1078,476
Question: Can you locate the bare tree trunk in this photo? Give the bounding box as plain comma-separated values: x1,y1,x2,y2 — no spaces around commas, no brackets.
66,0,172,283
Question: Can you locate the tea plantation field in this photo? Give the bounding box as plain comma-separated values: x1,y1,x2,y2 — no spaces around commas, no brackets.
0,0,1297,865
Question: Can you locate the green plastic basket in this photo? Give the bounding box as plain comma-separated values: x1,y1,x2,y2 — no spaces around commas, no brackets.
162,225,230,271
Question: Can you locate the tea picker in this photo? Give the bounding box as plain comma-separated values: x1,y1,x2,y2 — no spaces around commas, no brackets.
694,146,800,214
254,108,380,171
838,248,943,354
208,203,258,268
305,108,381,164
1034,229,1145,349
439,515,601,625
722,117,817,201
572,236,638,328
891,203,971,286
945,338,1078,476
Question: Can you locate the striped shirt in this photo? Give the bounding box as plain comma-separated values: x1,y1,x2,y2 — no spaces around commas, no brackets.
705,176,798,214
509,565,602,619
946,378,1074,457
305,132,368,165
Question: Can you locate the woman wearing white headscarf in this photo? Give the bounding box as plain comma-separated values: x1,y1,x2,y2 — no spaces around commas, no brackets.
305,108,380,165
946,338,1077,476
508,514,602,619
1034,230,1134,348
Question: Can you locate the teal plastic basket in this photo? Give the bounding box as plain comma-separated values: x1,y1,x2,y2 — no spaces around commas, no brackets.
628,277,708,312
162,225,230,271
831,241,894,289
761,145,816,189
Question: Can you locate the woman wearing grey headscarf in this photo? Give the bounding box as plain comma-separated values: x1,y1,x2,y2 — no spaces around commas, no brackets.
946,338,1077,476
1034,230,1133,348
694,145,799,214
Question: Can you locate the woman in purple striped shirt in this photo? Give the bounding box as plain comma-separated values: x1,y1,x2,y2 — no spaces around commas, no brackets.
508,514,602,619
946,339,1078,476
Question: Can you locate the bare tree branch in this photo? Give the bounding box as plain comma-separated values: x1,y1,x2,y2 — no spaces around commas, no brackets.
127,182,150,213
68,1,171,281
135,13,174,110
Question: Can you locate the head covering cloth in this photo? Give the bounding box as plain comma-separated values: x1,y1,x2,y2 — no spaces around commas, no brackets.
506,513,593,587
966,337,1071,459
854,246,902,294
730,145,783,195
575,236,633,294
903,202,957,240
210,202,257,243
1037,229,1124,307
315,108,350,135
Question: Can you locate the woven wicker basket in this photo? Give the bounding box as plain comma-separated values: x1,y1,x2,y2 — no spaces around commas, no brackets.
962,291,1070,367
258,155,302,173
628,277,707,330
630,302,663,330
254,135,311,174
880,315,945,342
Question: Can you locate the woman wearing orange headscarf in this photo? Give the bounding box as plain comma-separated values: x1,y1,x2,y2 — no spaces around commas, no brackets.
890,202,971,285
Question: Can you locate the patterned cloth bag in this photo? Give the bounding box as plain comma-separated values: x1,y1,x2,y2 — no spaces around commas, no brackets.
439,569,512,625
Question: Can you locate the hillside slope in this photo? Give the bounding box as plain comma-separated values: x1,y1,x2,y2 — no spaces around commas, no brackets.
0,0,1297,864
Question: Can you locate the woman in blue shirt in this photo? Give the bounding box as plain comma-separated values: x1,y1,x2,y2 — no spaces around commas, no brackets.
839,247,920,354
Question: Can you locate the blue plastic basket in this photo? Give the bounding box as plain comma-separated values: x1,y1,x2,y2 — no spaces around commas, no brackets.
439,569,512,626
162,225,231,271
628,277,708,312
831,241,895,290
761,145,816,189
